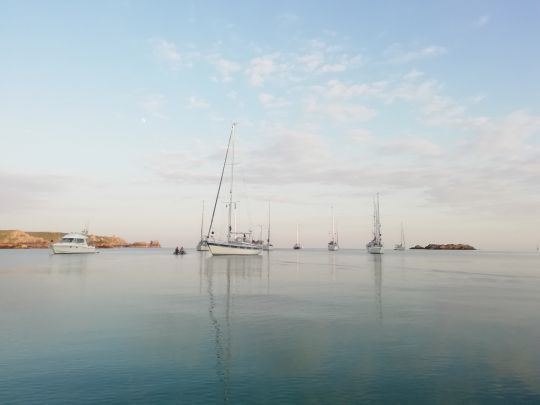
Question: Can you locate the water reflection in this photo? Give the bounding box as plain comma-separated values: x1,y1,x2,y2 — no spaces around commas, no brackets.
49,253,90,275
372,255,383,321
205,256,263,402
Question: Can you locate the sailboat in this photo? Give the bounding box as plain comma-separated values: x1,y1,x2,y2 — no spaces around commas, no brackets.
394,222,405,251
328,206,339,251
263,203,273,251
366,193,384,254
206,123,262,256
293,224,302,250
196,200,209,251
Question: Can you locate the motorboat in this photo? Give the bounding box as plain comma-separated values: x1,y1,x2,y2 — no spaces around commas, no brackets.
51,230,96,254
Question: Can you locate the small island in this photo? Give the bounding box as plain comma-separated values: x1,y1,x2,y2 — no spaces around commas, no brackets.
0,230,160,249
410,243,476,250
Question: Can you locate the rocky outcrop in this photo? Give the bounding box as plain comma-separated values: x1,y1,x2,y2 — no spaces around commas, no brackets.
0,230,51,248
410,243,476,250
87,235,128,248
0,230,160,249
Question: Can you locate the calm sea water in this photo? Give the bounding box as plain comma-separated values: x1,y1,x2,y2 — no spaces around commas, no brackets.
1,248,539,404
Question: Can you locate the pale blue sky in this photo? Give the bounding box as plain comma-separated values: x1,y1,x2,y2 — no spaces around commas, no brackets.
1,1,539,249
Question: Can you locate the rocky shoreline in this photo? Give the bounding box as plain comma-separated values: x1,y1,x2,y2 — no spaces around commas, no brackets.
0,230,160,249
410,243,476,250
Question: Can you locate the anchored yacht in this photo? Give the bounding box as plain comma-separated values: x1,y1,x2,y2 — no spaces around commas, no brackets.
52,229,96,254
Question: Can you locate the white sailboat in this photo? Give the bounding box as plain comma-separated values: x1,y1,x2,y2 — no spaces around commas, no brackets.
263,203,273,251
328,206,339,251
366,193,384,254
196,200,209,251
293,224,302,250
394,222,406,251
206,123,262,256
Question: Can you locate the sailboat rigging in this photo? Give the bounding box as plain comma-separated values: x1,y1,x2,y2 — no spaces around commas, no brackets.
394,222,405,251
328,206,339,251
366,193,384,254
206,123,262,256
263,202,273,251
196,200,209,251
293,224,302,250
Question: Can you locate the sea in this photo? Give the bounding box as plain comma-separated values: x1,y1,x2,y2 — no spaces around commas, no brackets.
1,248,539,404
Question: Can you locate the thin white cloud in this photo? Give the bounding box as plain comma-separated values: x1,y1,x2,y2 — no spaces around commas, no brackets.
140,94,167,119
304,96,376,122
473,14,490,28
154,39,181,61
403,69,425,80
303,79,383,122
207,54,241,82
296,39,362,75
151,38,197,69
258,93,289,109
378,137,442,157
384,43,447,64
349,129,373,142
245,53,286,86
277,13,300,24
189,96,210,109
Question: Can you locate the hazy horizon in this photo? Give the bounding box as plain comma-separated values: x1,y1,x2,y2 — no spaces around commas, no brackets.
1,1,539,250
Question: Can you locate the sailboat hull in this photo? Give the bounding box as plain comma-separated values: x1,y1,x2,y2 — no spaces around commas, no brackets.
328,244,339,251
367,245,384,254
207,241,262,256
196,240,209,251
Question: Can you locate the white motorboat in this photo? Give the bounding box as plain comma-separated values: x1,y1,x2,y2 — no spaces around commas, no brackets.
51,229,96,254
328,206,339,251
366,193,384,254
206,123,262,256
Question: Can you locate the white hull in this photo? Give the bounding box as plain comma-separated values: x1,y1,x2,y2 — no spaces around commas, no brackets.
263,244,273,251
394,245,405,251
328,244,339,251
208,241,261,256
367,245,383,254
52,244,96,254
196,240,210,251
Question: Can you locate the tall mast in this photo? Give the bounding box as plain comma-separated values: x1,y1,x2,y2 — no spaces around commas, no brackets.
372,196,377,240
227,125,236,242
267,202,271,243
296,224,299,245
376,193,381,244
331,206,335,243
401,222,405,246
207,123,235,239
200,200,205,239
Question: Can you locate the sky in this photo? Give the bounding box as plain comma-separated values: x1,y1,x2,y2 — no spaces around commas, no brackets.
1,0,539,250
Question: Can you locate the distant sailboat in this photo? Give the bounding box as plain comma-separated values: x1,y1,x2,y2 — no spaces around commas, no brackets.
196,200,209,251
206,123,262,256
293,224,302,250
394,222,405,251
366,193,384,254
263,203,273,251
328,206,339,251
